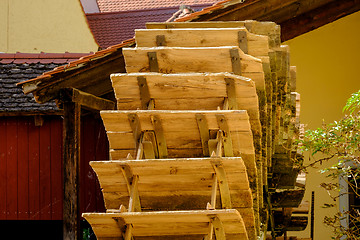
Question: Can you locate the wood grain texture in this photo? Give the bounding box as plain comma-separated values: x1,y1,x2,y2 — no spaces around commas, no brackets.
135,28,269,57
83,209,248,239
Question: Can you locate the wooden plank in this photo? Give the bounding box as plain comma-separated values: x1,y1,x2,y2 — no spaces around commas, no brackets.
146,21,280,48
83,209,247,239
0,119,7,220
6,118,18,220
39,119,52,220
123,46,263,75
50,117,63,220
17,118,29,220
107,130,254,156
101,110,251,133
28,119,40,220
63,101,81,240
111,72,261,133
70,88,115,111
136,28,269,57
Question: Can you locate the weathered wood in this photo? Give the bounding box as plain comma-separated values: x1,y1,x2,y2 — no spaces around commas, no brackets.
271,188,305,208
212,160,232,209
122,47,264,80
70,88,115,111
280,0,360,41
216,114,234,157
91,156,256,240
147,52,159,72
136,28,269,57
83,209,248,239
210,215,227,240
111,72,261,135
151,115,168,159
137,76,152,110
146,21,280,48
62,100,81,240
196,114,210,157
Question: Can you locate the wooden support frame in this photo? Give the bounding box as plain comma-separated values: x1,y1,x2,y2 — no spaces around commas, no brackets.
211,159,232,209
208,131,223,157
216,114,234,157
196,113,210,156
137,76,153,110
63,100,81,240
142,131,158,159
156,35,166,46
238,31,248,54
210,174,218,209
147,52,159,72
224,78,238,110
59,88,116,240
151,115,168,158
209,215,227,240
229,48,241,75
128,113,142,151
120,165,141,212
71,88,115,111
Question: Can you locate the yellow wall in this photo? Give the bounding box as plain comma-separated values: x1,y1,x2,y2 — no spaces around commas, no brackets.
285,11,360,239
0,0,98,53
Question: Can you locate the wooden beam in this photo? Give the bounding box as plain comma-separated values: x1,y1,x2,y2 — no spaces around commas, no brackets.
280,0,360,41
120,165,141,212
24,53,127,104
128,175,141,212
216,114,234,157
196,113,210,157
211,159,232,209
63,100,81,240
209,215,226,240
151,115,168,158
128,113,142,152
224,78,238,110
137,76,152,110
70,88,115,111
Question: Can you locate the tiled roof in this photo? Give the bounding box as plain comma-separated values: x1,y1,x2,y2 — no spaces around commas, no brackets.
1,53,90,113
96,0,219,12
86,5,211,49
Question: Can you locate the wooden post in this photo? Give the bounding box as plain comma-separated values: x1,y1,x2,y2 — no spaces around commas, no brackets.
63,100,81,240
60,88,114,240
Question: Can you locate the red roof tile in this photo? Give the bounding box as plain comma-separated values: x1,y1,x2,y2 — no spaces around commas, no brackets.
96,0,219,12
0,52,92,64
86,5,210,48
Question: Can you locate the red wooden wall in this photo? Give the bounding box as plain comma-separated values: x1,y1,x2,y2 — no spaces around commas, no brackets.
0,115,106,221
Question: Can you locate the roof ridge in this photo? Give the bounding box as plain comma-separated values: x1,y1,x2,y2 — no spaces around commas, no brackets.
0,52,93,59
